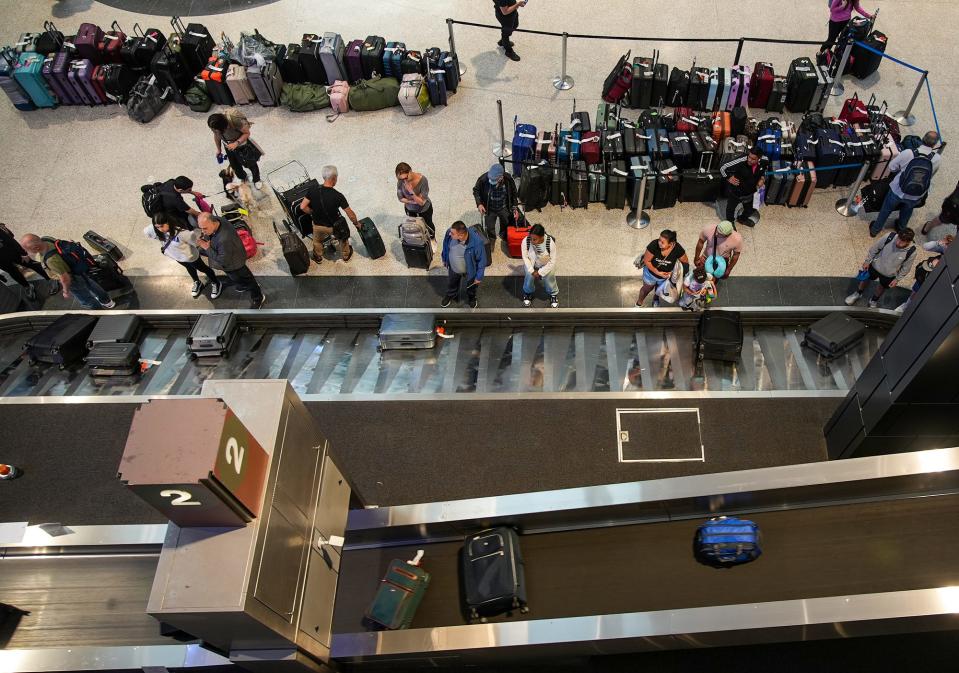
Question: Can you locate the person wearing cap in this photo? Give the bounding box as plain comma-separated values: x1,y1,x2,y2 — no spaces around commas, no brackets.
473,164,520,243
694,220,743,280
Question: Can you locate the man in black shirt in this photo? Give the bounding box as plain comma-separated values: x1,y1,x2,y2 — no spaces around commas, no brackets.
300,165,362,264
160,176,204,228
494,0,527,62
719,147,767,226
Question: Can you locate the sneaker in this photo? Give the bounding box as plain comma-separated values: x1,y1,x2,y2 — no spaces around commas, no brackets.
522,294,532,307
253,181,263,190
867,297,879,309
468,297,478,309
550,295,559,308
209,280,222,299
441,296,453,308
191,280,203,298
99,299,116,309
505,50,521,62
894,301,908,314
497,39,515,48
251,294,266,309
844,291,862,306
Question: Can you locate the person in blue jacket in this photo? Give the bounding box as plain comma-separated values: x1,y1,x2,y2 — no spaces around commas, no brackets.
441,221,487,308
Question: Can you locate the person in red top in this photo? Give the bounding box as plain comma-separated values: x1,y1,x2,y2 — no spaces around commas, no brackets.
821,0,874,53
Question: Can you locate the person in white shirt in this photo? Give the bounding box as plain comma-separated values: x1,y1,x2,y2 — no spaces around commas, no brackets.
521,224,558,307
145,213,222,299
870,131,942,236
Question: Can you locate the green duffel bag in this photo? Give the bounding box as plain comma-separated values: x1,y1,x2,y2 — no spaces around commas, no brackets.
348,76,401,111
184,84,212,113
280,83,331,113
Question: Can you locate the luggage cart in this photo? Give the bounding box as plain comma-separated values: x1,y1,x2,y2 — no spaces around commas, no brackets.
267,160,319,238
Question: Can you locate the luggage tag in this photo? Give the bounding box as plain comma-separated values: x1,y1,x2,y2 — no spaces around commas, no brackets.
188,31,209,38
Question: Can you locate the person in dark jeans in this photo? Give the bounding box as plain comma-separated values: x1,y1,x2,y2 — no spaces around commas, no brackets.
20,234,115,309
494,0,526,62
473,163,519,242
196,212,265,309
208,111,263,189
0,223,56,300
441,221,487,309
820,0,873,54
395,162,435,240
145,213,222,299
719,146,767,226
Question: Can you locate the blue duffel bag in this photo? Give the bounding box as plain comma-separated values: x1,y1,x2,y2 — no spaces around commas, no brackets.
694,516,762,568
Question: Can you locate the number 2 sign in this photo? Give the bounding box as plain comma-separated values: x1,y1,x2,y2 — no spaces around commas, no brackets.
213,409,268,517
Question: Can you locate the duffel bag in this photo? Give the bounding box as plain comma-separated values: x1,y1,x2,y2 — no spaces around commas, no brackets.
348,75,400,111
694,516,762,568
279,83,330,112
184,83,212,112
126,76,169,124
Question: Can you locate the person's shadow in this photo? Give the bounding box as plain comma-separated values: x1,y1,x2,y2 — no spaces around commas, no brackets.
51,0,94,19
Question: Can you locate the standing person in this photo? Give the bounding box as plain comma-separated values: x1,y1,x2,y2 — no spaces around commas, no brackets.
634,229,689,307
845,228,917,308
208,110,264,190
521,224,559,308
473,164,519,243
395,162,435,240
920,180,958,235
441,221,487,309
196,212,265,309
300,165,362,265
19,234,115,309
895,235,953,313
159,176,205,229
0,223,57,300
494,0,527,62
145,213,222,299
679,267,718,311
694,220,743,281
870,131,942,237
820,0,874,54
719,146,767,226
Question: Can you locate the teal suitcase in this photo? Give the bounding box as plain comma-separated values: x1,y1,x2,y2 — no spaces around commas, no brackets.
365,559,430,630
14,52,56,108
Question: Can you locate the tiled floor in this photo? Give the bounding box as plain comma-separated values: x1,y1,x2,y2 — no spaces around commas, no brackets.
0,1,955,287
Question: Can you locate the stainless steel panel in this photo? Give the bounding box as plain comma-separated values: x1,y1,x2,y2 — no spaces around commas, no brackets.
273,399,324,528
254,507,308,620
298,548,340,651
0,644,229,673
313,457,351,545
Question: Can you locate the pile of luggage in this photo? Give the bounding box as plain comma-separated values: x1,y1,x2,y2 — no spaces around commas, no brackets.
24,313,142,375
1,18,461,120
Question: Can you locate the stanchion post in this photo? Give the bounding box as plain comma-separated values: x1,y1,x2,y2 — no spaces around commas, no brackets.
492,99,512,159
626,168,650,229
836,163,869,217
733,38,744,66
446,18,467,77
894,70,926,128
552,32,574,91
831,40,854,97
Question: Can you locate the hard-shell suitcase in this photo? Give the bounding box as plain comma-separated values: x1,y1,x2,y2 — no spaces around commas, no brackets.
764,161,789,204
70,58,103,104
695,516,762,568
24,314,98,368
345,38,364,83
717,67,733,111
511,122,537,176
226,63,255,104
379,314,436,350
462,527,528,621
174,18,214,75
1,50,35,111
470,225,492,267
803,312,866,359
605,160,628,209
279,44,305,84
87,313,141,347
298,33,327,85
14,52,57,108
187,312,239,359
557,128,581,163
653,159,679,208
749,61,775,109
365,557,430,630
687,66,710,111
581,130,602,165
89,255,132,296
83,230,122,261
360,36,385,79
695,310,742,362
668,131,694,169
439,51,459,94
788,161,816,207
871,133,899,181
785,57,818,113
765,76,787,112
507,220,532,258
666,65,689,107
358,217,386,259
813,64,833,114
549,163,566,207
588,164,607,203
398,73,429,116
273,219,309,276
726,65,750,109
248,61,284,106
602,128,625,163
41,52,71,105
74,22,104,62
850,30,886,80
568,160,589,208
401,237,432,269
86,342,140,376
630,55,653,109
384,41,406,79
319,32,346,84
679,152,721,202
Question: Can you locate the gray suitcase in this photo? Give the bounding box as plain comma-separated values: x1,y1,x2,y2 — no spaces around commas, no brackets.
588,164,606,202
187,312,239,359
802,313,866,359
248,61,283,106
86,314,142,348
87,342,141,376
226,64,255,105
379,314,436,351
319,32,346,84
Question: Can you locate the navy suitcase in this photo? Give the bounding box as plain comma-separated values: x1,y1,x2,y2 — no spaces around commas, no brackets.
511,122,537,176
462,527,529,621
358,217,386,259
695,310,742,362
24,314,98,369
694,516,762,568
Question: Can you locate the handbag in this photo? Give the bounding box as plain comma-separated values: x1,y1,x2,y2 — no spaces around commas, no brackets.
232,139,263,167
193,195,213,213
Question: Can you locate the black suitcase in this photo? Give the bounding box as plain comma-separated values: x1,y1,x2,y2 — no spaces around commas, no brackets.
298,33,328,85
87,342,141,376
679,153,722,202
802,313,866,359
549,163,567,207
651,62,669,108
24,314,98,368
402,241,432,269
277,179,320,236
602,128,625,164
850,30,886,80
519,163,552,212
279,43,306,84
132,26,167,68
567,160,589,209
469,225,493,267
83,230,123,261
274,219,310,276
665,66,690,107
88,255,132,297
462,527,528,621
187,312,239,359
570,99,590,133
785,57,818,113
149,44,191,103
765,76,787,113
695,311,743,362
172,17,214,75
605,160,628,209
630,55,652,109
653,159,680,209
358,217,386,259
688,66,710,111
668,131,694,169
360,36,385,79
87,314,142,348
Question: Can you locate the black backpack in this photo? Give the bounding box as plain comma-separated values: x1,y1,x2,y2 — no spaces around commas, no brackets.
141,182,164,217
899,151,934,198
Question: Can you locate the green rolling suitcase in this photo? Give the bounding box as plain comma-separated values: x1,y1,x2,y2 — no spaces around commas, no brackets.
365,557,430,630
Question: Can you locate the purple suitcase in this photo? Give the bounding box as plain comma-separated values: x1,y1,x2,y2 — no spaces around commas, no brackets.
69,59,100,104
42,56,70,104
345,38,364,83
51,52,83,105
735,65,750,109
725,67,740,110
75,23,103,62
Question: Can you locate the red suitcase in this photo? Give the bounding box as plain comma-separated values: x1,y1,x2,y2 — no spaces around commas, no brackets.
75,22,104,62
92,65,109,102
674,106,703,133
99,22,127,63
507,221,532,258
581,130,601,165
748,62,774,109
602,51,632,104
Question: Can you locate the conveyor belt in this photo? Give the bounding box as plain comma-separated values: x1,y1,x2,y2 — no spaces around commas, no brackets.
331,494,959,633
0,308,892,397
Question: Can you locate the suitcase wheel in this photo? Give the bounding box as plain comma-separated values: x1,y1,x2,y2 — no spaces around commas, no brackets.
189,352,197,360
27,358,37,367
